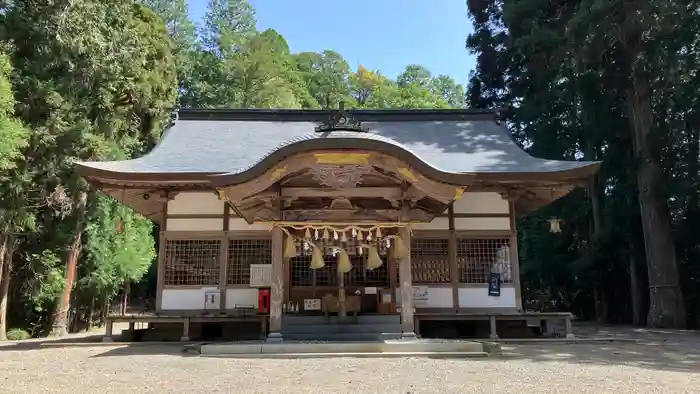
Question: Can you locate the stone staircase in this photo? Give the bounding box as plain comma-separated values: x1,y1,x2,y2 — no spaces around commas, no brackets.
282,314,404,341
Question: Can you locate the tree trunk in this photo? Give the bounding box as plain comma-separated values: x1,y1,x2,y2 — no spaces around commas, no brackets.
0,234,13,341
626,79,686,328
87,296,95,331
121,281,130,316
584,141,605,323
628,240,644,326
51,191,88,336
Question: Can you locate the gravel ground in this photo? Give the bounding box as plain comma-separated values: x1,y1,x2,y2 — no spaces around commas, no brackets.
0,326,699,394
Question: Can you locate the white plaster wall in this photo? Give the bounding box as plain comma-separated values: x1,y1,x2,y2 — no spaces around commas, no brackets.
166,218,223,231
452,192,509,214
168,192,224,215
231,219,273,231
458,286,517,308
225,288,260,309
161,287,219,310
395,286,454,308
410,217,511,231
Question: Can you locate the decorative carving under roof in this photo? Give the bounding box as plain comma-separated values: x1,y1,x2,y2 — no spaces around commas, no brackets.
315,102,367,133
309,164,372,189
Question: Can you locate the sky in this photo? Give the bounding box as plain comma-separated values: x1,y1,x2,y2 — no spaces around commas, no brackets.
186,0,476,87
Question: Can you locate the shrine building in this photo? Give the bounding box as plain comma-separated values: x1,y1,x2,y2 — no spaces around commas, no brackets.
76,106,600,342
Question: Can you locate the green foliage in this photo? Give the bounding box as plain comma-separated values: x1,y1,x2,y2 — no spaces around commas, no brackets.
5,328,30,340
83,195,155,297
0,51,28,172
25,250,64,313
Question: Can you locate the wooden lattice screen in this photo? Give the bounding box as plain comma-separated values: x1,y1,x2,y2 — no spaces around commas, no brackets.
410,238,451,283
457,238,512,283
290,255,389,287
227,239,272,285
164,240,221,286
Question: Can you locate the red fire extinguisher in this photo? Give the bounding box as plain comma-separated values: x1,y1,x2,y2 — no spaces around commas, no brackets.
258,288,270,313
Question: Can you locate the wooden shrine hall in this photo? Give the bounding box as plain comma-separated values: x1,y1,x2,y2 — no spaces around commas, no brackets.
75,105,600,342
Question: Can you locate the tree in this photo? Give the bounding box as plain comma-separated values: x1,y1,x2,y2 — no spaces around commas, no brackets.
295,50,352,108
466,0,700,328
4,0,176,336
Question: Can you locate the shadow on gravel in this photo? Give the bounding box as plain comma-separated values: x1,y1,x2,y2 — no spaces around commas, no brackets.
488,341,700,373
0,335,196,358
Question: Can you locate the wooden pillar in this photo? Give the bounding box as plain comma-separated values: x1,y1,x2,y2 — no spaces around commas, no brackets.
268,227,284,342
219,203,230,312
102,319,113,342
388,245,397,304
398,228,416,338
337,267,347,320
448,203,459,312
181,317,190,341
489,315,499,339
508,201,523,312
565,315,575,339
155,200,168,313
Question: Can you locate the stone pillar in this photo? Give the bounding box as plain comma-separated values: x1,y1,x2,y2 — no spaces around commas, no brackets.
267,227,284,342
398,228,416,338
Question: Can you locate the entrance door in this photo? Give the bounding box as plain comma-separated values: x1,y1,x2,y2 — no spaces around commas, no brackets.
288,255,391,315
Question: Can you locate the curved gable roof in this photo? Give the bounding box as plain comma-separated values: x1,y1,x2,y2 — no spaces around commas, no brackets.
76,109,600,184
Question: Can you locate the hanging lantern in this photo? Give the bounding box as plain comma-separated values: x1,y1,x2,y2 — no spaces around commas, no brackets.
548,218,563,233
309,244,325,269
337,248,352,273
392,234,409,260
284,234,298,259
367,245,383,270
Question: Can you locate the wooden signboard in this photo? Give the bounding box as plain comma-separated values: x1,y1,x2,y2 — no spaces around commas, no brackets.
488,272,501,297
249,264,272,288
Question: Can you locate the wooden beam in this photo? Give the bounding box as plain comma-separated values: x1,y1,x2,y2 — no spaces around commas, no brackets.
281,186,407,199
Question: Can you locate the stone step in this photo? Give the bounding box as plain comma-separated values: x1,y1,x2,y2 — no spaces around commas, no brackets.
283,315,401,325
282,332,403,341
282,323,403,335
199,340,486,356
206,351,489,359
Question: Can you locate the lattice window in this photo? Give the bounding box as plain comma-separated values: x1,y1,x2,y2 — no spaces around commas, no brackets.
291,254,389,287
290,256,314,287
227,239,271,285
457,238,512,284
164,240,221,286
410,238,451,283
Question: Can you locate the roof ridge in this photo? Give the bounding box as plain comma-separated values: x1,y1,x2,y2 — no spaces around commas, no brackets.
173,108,499,122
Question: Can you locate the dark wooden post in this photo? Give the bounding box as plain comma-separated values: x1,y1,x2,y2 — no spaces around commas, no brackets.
448,203,459,312
268,227,284,341
398,228,416,338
